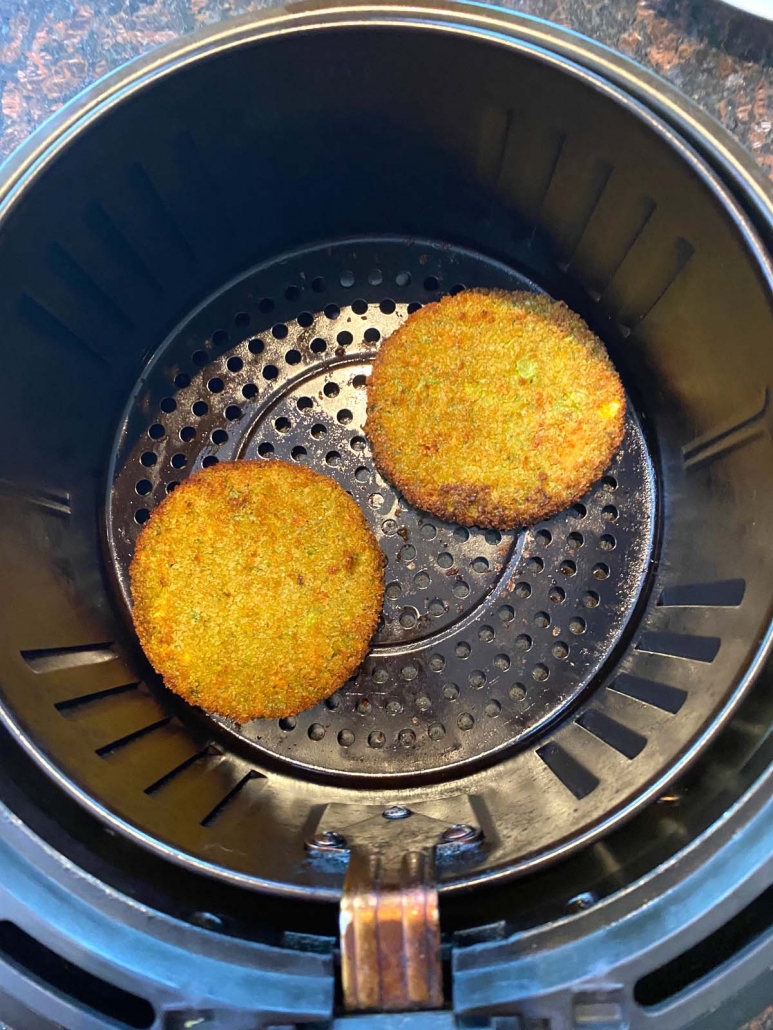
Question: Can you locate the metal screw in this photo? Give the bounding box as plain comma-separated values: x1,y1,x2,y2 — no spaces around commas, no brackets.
441,824,480,843
566,891,596,913
383,805,412,820
306,830,347,851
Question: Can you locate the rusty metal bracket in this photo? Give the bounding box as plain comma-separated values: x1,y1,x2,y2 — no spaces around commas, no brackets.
306,801,485,1013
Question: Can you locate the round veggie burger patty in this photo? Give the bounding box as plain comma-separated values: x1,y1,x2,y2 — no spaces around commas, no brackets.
366,289,626,528
130,460,385,721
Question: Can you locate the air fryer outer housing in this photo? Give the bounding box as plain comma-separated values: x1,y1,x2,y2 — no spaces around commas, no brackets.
0,4,771,1028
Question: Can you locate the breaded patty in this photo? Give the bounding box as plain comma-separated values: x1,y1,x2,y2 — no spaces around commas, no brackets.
366,290,625,528
130,460,385,721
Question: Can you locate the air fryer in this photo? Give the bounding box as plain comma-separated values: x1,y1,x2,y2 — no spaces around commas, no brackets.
0,4,772,1028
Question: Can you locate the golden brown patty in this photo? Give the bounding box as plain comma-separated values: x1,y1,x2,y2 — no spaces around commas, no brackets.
130,460,385,721
366,290,625,528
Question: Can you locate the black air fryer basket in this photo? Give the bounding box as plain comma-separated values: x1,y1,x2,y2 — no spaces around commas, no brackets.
1,3,773,1028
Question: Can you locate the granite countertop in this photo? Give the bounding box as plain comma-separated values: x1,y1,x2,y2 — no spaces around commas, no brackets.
0,0,771,1027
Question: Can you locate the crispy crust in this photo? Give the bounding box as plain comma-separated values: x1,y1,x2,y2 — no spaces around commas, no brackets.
366,290,626,528
129,460,385,721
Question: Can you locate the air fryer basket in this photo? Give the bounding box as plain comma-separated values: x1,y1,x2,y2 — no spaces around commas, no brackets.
2,6,773,901
2,6,773,1020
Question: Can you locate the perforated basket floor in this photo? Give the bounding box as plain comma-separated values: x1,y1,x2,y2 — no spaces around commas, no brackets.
108,237,655,778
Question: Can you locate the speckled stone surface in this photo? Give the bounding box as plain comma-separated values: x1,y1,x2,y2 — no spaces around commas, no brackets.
0,0,771,1026
0,0,772,176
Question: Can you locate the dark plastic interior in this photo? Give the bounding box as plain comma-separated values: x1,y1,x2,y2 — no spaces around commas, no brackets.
1,25,773,902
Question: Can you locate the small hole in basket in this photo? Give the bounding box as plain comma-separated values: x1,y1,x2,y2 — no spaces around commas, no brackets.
325,304,340,320
407,302,422,314
469,670,486,689
192,400,208,417
429,599,446,617
455,641,471,659
437,552,454,569
509,684,526,701
149,423,165,440
352,299,368,315
202,455,219,468
583,590,600,608
414,571,430,589
515,581,531,599
364,327,381,343
350,436,367,452
386,582,401,600
272,324,288,340
340,270,355,288
568,532,584,549
485,700,501,718
242,383,258,399
297,396,313,410
248,338,264,355
395,271,411,287
602,475,618,490
572,503,587,519
424,276,440,291
279,717,296,731
560,559,577,576
494,654,510,672
471,557,489,573
167,481,179,493
338,729,355,747
450,282,466,296
526,556,544,574
326,451,341,466
234,311,250,328
600,534,617,551
310,423,327,440
399,729,416,747
298,311,314,328
552,642,569,659
161,397,176,413
311,338,326,353
443,683,459,701
180,426,196,443
175,372,191,389
212,429,228,444
354,466,370,483
570,617,587,634
212,329,228,348
429,654,445,672
311,276,326,293
549,584,566,603
258,298,275,314
140,452,157,467
192,350,208,368
368,731,385,749
324,382,339,398
284,285,301,302
478,625,494,643
368,269,383,286
308,723,325,741
135,480,152,496
485,530,502,545
291,446,307,462
534,611,550,629
285,349,301,365
602,505,619,522
227,355,243,373
380,299,396,315
263,365,278,381
453,581,470,599
275,417,291,434
337,409,353,425
135,508,150,524
536,529,552,545
429,723,445,740
458,712,474,730
498,605,514,624
515,634,532,651
593,562,610,580
258,443,274,458
337,331,353,347
207,377,224,393
353,374,368,388
532,664,549,682
400,544,416,561
171,453,187,469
